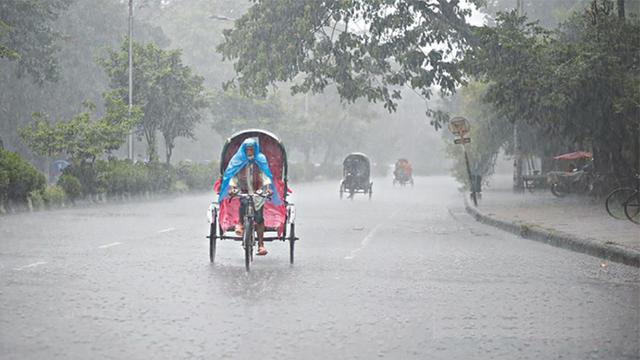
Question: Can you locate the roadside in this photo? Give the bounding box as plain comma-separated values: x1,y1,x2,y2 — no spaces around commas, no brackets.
464,174,640,267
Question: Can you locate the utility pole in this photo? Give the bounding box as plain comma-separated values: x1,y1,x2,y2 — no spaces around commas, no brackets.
128,0,134,161
513,0,524,192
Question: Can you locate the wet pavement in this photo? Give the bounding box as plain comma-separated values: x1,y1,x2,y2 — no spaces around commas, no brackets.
476,174,640,255
0,176,638,360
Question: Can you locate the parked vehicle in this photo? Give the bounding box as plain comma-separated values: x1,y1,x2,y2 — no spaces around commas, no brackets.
605,173,640,224
547,151,595,197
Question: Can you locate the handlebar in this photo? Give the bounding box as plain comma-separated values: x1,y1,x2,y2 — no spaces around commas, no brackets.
231,191,271,200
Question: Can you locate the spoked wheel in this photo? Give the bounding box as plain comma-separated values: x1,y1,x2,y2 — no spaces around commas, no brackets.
209,209,217,263
368,184,373,200
605,188,635,220
289,223,296,264
550,183,568,197
624,192,640,224
243,219,254,272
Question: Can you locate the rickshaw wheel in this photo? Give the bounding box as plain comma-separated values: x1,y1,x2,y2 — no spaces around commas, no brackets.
243,219,253,272
289,223,296,264
550,183,568,197
209,210,217,263
368,184,373,199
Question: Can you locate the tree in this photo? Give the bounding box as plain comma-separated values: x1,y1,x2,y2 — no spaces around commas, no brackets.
0,0,167,159
19,95,141,164
158,53,207,164
0,0,72,83
464,0,640,182
217,0,483,128
101,40,207,163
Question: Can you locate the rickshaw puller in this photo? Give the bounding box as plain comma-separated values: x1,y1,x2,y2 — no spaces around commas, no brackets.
218,138,279,256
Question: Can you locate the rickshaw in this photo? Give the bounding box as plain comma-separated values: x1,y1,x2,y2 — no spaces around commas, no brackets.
546,151,594,197
207,129,297,271
393,158,414,186
340,152,373,199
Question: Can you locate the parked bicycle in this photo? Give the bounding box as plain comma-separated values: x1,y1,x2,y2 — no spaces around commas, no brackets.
605,173,640,224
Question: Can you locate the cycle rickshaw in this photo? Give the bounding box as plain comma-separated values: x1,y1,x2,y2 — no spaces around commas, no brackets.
393,158,414,186
207,129,297,271
340,152,373,199
546,151,594,197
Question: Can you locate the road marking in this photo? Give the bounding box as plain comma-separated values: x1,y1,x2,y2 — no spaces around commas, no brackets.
98,242,122,249
345,209,401,260
14,261,47,271
158,227,175,233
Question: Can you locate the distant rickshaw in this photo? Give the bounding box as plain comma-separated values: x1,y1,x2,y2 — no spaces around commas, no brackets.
340,152,373,199
393,158,414,187
546,151,595,197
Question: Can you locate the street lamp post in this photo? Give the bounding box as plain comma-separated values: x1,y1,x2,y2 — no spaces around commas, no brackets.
128,0,134,161
448,116,478,206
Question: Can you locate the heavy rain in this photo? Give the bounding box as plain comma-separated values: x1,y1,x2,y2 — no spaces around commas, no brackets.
0,0,638,359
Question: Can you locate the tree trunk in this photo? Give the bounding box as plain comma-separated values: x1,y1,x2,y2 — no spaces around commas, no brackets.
144,129,158,163
512,123,524,192
617,0,625,19
165,138,173,165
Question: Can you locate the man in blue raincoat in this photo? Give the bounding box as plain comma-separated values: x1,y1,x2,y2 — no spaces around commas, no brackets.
218,138,280,256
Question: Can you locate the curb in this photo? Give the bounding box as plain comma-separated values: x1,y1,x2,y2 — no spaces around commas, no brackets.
463,196,640,268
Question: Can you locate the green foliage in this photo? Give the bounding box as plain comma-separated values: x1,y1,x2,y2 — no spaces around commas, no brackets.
95,160,148,195
0,0,72,83
27,190,44,210
465,1,640,178
42,185,66,208
58,174,82,202
218,0,483,128
176,161,217,191
445,82,512,185
19,95,140,163
0,0,167,157
0,149,46,204
101,40,207,163
146,162,177,193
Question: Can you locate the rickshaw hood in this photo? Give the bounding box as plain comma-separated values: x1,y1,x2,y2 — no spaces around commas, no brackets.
218,138,281,204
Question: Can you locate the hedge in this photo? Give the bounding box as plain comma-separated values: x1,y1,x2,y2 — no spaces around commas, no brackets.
0,149,45,205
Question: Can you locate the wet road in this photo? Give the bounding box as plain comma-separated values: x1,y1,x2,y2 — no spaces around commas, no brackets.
0,176,638,360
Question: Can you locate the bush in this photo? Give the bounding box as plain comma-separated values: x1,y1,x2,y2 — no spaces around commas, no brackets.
96,159,147,195
147,162,176,193
28,190,44,210
62,162,98,196
0,149,46,204
58,174,82,202
176,161,216,191
42,185,66,208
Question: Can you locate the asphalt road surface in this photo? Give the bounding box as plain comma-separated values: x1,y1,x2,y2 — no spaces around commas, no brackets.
1,176,638,360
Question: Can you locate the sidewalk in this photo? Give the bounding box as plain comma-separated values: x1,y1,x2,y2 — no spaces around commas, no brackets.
465,175,640,267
